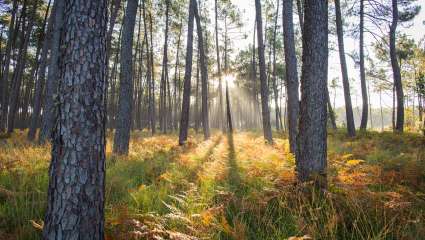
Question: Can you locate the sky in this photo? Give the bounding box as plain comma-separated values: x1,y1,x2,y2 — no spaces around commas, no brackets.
230,0,425,109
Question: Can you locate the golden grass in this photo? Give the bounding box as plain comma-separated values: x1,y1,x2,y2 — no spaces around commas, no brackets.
0,130,424,239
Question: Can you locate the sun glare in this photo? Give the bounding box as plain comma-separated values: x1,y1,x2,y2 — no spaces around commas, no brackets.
224,74,237,88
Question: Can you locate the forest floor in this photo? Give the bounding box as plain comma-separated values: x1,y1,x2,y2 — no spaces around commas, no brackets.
0,130,424,240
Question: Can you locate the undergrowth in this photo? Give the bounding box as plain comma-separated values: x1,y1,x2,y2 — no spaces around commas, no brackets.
0,129,424,239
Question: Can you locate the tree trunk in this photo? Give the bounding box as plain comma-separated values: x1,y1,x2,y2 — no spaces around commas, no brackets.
254,0,273,143
7,0,35,134
298,0,328,188
193,0,210,140
226,81,233,133
28,0,54,141
160,0,170,133
105,0,122,127
173,22,182,130
43,1,107,239
39,0,65,143
0,0,18,133
390,0,404,132
282,0,300,155
359,0,368,130
335,0,355,137
327,87,337,129
179,0,195,145
113,0,138,155
215,0,224,131
149,7,156,134
272,0,280,131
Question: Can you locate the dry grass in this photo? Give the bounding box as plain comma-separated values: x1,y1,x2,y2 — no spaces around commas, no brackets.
0,129,424,239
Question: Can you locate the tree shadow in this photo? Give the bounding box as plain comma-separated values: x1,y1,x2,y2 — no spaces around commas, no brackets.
226,132,244,196
188,135,223,181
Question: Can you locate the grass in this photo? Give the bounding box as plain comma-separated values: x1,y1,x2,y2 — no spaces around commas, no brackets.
0,129,424,239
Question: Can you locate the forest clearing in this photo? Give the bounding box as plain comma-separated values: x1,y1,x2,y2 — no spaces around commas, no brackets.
1,130,424,239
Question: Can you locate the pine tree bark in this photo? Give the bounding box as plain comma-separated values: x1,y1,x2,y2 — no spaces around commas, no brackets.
39,0,65,143
42,0,107,239
359,0,368,130
255,0,273,143
390,0,404,132
193,0,210,140
282,0,299,155
179,0,195,145
335,0,355,137
113,0,138,155
298,0,328,188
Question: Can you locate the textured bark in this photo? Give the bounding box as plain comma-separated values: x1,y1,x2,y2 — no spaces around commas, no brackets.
42,0,107,239
359,0,368,130
282,0,299,155
390,0,404,132
298,0,328,188
113,0,138,155
255,0,273,143
0,0,18,133
179,0,195,145
335,0,355,137
39,0,65,143
193,0,210,140
28,0,54,141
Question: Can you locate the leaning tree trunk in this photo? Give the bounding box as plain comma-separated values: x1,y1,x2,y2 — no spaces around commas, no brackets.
178,0,195,145
298,0,328,189
390,0,404,132
113,0,138,155
42,1,107,239
282,0,300,156
254,0,273,143
193,0,210,140
39,0,65,143
359,0,368,130
335,0,355,137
